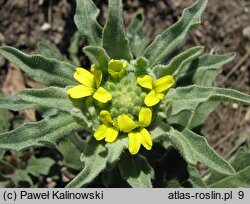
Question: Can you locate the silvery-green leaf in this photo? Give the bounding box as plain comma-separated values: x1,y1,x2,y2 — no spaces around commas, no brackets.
0,112,83,151
102,0,132,61
83,46,110,75
182,129,235,175
153,46,204,78
144,0,207,68
176,53,235,86
185,166,207,187
0,46,76,87
210,166,250,188
26,156,55,177
66,137,127,188
127,13,149,57
119,153,154,188
56,133,85,170
165,85,250,123
38,41,69,62
74,0,102,46
106,137,127,170
66,138,108,188
167,128,197,165
68,32,81,66
0,93,10,159
0,87,91,128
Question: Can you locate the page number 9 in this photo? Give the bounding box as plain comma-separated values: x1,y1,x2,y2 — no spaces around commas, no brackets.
238,191,244,199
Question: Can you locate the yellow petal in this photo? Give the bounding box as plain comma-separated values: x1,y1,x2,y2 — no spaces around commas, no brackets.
91,67,102,88
128,131,142,155
156,93,165,100
154,75,175,93
67,85,94,99
140,128,152,150
144,90,160,107
74,68,95,88
100,110,113,124
93,87,112,103
94,124,109,141
105,127,119,143
137,75,153,89
117,114,137,133
138,108,152,127
108,59,127,78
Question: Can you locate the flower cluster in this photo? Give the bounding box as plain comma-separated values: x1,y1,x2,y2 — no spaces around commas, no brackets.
68,60,174,154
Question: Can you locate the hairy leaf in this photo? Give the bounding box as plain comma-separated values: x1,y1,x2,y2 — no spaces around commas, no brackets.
38,41,69,62
153,46,204,78
144,0,207,68
185,166,207,187
56,133,84,170
127,13,149,57
0,46,76,87
66,138,108,188
165,85,250,119
182,129,235,175
26,156,55,177
102,0,132,60
176,53,235,86
167,128,197,165
119,153,154,188
74,0,102,46
0,87,91,127
83,46,110,75
210,166,250,188
0,113,83,151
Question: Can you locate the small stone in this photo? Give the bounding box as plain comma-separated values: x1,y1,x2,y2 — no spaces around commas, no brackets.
232,103,239,109
41,22,51,31
242,26,250,40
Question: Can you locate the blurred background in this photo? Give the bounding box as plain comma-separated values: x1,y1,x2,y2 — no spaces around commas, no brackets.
0,0,250,186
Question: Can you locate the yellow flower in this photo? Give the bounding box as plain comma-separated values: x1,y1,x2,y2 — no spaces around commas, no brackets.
67,67,112,103
108,59,128,78
94,110,119,143
117,108,153,155
137,75,175,107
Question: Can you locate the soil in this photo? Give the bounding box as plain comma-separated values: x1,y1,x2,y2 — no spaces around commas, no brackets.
0,0,250,170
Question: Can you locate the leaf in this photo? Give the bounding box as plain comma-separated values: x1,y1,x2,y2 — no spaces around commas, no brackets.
143,0,208,68
165,85,250,119
127,13,149,57
66,138,108,188
119,153,154,188
0,87,91,127
102,0,132,61
38,41,69,62
182,129,235,175
10,169,33,186
153,46,204,78
105,137,127,170
204,136,250,185
26,156,55,177
0,46,76,87
176,53,235,86
0,112,83,151
133,57,149,76
185,166,207,187
167,128,197,165
74,0,102,46
210,166,250,188
150,122,170,141
68,32,81,66
194,53,235,86
56,133,85,170
83,46,110,75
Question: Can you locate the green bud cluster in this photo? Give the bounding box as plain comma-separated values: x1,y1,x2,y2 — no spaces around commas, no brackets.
104,73,146,120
